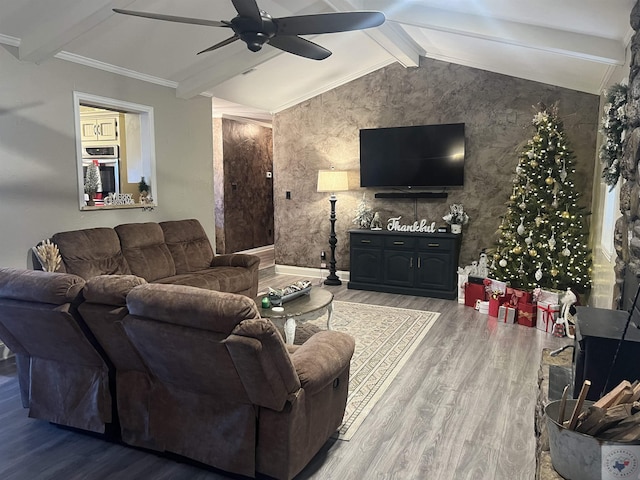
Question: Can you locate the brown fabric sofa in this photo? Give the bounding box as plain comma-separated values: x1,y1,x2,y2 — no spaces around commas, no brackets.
50,219,259,298
123,283,355,480
0,268,114,434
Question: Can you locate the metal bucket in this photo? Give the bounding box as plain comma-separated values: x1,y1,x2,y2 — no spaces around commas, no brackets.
545,399,640,480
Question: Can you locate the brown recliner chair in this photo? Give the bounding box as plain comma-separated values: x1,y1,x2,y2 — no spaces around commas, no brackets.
122,283,355,480
78,274,159,448
0,268,114,434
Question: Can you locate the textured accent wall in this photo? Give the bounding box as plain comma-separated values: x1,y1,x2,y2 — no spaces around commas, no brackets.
273,57,599,270
615,1,640,307
214,118,274,254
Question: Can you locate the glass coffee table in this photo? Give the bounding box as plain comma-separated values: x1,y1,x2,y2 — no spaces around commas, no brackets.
255,287,334,345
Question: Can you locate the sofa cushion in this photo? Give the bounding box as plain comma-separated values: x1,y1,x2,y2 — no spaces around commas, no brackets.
53,228,131,279
159,219,214,274
154,272,221,291
83,275,147,306
115,223,176,282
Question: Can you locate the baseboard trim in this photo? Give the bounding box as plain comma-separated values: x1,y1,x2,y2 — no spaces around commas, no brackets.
236,245,274,255
275,264,350,282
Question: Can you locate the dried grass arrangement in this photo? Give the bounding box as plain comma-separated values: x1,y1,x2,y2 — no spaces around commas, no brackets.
33,239,62,272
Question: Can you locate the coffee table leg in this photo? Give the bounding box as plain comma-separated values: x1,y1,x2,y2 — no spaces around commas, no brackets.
326,302,334,331
284,316,296,345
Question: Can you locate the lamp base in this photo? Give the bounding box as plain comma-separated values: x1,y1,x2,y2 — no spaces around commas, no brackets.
323,274,342,286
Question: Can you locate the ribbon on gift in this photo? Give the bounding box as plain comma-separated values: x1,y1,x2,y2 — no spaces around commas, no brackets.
499,304,516,323
537,303,559,332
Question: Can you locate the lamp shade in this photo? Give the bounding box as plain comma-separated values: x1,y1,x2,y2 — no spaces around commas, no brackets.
317,170,349,193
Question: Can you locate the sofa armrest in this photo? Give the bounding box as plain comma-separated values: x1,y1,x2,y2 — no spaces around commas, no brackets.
0,268,85,305
290,331,355,395
211,253,260,270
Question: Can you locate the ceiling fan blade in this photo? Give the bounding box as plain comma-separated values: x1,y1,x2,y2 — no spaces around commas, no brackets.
268,35,331,60
113,8,229,28
231,0,261,22
275,11,385,36
197,35,240,55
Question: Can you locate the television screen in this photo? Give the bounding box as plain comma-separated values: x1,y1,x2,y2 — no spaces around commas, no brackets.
359,123,465,188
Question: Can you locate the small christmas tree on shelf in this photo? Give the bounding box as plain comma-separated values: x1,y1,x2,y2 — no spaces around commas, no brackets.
490,103,592,292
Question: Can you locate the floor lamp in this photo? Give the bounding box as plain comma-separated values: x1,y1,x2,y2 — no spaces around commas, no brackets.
317,169,349,285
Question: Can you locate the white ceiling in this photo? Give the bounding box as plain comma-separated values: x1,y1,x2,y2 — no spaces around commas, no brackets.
0,0,634,121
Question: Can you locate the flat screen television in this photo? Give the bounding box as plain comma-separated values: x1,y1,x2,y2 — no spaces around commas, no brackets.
359,123,465,188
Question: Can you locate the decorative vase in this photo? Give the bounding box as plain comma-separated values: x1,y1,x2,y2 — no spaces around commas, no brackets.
451,224,462,234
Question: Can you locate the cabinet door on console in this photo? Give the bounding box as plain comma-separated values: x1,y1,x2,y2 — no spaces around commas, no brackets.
350,247,383,283
383,250,414,287
416,253,452,291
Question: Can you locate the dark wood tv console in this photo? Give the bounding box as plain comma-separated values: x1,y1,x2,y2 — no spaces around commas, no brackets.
348,230,461,300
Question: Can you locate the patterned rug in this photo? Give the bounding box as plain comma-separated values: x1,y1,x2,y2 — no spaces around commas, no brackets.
301,301,440,441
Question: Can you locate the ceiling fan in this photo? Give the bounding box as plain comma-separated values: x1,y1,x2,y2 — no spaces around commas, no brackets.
113,0,385,60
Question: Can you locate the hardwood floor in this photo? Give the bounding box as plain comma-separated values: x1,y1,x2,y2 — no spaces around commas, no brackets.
0,272,566,479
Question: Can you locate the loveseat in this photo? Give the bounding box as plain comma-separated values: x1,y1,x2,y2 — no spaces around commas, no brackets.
48,218,259,298
0,266,355,479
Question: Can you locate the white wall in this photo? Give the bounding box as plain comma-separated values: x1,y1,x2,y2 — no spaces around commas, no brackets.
0,46,214,268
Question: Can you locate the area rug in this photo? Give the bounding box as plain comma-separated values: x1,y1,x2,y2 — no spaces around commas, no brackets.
303,301,440,441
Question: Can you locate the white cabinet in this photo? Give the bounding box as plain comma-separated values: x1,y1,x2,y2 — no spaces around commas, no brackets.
80,114,119,143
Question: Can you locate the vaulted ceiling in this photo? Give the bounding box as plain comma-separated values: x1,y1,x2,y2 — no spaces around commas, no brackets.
0,0,634,121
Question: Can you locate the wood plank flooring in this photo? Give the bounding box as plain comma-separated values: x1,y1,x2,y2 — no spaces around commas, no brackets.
0,272,566,479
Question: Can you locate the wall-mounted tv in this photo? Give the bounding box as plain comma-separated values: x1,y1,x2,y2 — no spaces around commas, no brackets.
359,123,465,188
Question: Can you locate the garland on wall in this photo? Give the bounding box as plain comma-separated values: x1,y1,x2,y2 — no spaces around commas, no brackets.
599,83,628,188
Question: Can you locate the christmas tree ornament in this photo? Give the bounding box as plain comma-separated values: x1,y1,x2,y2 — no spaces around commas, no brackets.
545,176,554,185
560,161,568,182
519,200,527,210
499,259,508,267
535,216,543,227
550,267,559,277
562,246,571,257
552,194,559,209
518,259,525,276
525,233,533,245
529,248,537,257
535,265,543,281
517,218,525,236
530,159,539,168
516,165,523,174
548,233,556,251
561,210,571,219
510,194,517,201
513,245,522,255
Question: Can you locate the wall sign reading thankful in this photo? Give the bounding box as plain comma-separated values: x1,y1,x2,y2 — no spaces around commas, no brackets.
387,216,437,233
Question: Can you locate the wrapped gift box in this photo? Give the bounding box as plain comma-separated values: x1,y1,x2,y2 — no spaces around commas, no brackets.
536,288,562,305
488,297,506,317
464,282,486,308
498,304,517,323
517,302,536,327
457,273,468,304
536,300,560,333
513,288,533,306
476,300,490,314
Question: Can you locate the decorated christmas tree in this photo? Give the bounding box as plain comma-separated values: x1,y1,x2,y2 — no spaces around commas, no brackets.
490,103,592,292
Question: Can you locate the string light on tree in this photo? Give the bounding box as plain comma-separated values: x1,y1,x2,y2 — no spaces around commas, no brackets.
489,103,592,292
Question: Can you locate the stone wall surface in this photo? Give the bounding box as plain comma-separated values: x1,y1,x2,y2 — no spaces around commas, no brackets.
616,1,640,307
273,57,599,270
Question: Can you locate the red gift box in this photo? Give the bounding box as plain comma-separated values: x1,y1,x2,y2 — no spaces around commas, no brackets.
513,288,533,306
488,296,507,317
517,302,536,327
464,282,486,308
